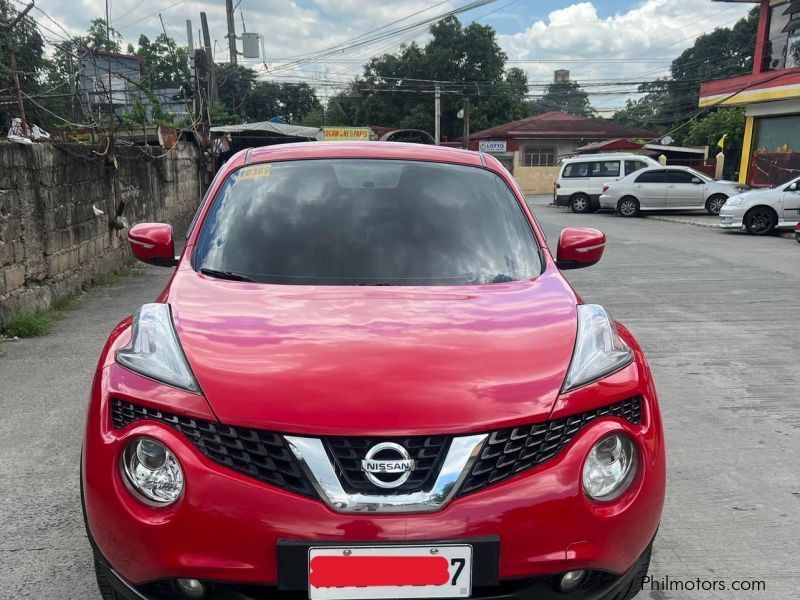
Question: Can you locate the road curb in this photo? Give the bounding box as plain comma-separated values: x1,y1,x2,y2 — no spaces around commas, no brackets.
647,215,795,239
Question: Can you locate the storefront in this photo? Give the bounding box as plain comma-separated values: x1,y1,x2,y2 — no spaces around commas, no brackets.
699,0,800,187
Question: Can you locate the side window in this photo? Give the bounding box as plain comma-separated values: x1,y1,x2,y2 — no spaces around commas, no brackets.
562,162,590,178
590,161,621,178
635,170,666,184
625,160,648,176
522,147,556,167
667,170,696,184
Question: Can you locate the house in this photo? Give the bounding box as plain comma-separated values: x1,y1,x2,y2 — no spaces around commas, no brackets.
699,0,800,186
465,112,656,194
78,48,145,118
78,48,190,121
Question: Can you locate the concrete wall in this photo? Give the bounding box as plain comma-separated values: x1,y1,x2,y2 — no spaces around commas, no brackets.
0,141,201,325
513,140,576,195
513,164,560,195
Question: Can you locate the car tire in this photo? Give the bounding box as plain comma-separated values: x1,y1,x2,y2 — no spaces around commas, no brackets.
615,541,654,600
94,554,121,600
617,197,640,218
569,194,592,214
744,207,777,235
705,194,727,215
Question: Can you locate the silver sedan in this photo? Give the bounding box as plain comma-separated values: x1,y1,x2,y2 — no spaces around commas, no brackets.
599,166,750,217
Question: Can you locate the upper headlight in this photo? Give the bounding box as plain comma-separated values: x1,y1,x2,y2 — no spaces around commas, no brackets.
582,434,637,500
725,197,745,207
563,304,633,392
116,303,200,393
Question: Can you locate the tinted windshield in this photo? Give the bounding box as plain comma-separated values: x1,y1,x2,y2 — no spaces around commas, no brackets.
194,159,542,286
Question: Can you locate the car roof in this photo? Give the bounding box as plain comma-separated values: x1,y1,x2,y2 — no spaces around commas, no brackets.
241,141,486,168
562,153,650,162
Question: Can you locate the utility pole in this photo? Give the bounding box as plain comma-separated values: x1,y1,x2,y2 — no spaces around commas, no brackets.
186,19,196,117
200,12,218,103
434,82,441,145
105,0,112,117
1,0,35,135
462,97,470,149
225,0,244,119
65,41,80,124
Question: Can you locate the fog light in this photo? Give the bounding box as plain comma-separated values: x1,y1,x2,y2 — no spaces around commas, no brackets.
559,570,587,591
122,437,184,506
175,578,206,598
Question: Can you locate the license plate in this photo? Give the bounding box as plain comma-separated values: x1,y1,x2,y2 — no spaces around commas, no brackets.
308,545,472,599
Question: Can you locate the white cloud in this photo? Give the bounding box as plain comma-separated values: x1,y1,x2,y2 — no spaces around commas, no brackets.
499,0,752,110
33,0,753,109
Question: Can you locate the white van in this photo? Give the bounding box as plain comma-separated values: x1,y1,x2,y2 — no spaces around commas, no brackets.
555,153,661,213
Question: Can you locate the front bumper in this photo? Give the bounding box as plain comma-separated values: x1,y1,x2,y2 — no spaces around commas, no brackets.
93,537,655,600
83,358,665,597
719,209,744,229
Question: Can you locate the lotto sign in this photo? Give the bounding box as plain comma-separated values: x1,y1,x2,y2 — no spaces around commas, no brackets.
478,140,507,153
323,127,372,141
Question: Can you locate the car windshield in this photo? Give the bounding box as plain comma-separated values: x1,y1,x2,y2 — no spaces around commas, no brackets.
686,168,712,182
194,159,542,286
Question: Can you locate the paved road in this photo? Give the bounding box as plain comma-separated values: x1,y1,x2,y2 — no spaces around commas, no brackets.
1,198,798,599
530,197,800,599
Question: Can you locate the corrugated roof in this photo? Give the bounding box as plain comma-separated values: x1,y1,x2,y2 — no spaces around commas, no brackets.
468,111,656,140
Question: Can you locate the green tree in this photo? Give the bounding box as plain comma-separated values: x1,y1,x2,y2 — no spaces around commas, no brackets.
0,0,45,126
614,7,759,135
214,64,321,123
531,80,594,116
337,16,530,139
79,18,122,52
129,33,190,87
684,107,746,178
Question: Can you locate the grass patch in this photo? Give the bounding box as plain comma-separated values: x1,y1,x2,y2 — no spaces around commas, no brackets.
1,310,55,337
0,264,142,339
91,265,142,288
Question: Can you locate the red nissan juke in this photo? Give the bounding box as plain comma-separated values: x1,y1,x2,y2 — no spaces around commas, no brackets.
81,142,665,600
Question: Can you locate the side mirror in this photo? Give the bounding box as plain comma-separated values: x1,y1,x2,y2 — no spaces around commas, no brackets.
691,177,703,184
556,227,606,270
127,223,177,267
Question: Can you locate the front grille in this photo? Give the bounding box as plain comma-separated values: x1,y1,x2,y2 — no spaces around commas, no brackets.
459,397,642,495
111,396,641,501
110,400,317,498
324,436,449,494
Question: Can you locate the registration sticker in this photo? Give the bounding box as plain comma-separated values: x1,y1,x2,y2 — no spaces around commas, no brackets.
308,545,472,599
238,164,272,180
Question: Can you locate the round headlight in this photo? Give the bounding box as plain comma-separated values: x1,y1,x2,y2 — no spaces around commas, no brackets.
582,434,637,501
122,437,184,506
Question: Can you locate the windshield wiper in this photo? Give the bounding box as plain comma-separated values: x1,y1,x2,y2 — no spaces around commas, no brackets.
200,267,254,282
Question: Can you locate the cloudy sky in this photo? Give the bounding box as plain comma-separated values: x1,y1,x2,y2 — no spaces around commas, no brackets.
27,0,752,112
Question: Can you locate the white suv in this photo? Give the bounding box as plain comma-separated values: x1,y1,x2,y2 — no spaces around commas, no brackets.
555,154,660,213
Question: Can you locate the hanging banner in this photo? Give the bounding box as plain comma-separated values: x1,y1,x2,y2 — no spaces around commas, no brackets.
323,127,372,141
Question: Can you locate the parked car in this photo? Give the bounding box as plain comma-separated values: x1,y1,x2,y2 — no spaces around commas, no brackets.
600,166,749,217
555,153,660,213
719,176,800,235
83,143,665,600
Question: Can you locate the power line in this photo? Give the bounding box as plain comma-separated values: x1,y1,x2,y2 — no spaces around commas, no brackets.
116,0,187,31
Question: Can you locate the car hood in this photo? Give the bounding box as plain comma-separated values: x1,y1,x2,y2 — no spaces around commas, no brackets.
733,187,780,203
167,267,579,436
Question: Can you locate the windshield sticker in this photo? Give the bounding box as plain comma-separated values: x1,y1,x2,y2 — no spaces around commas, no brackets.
238,164,272,180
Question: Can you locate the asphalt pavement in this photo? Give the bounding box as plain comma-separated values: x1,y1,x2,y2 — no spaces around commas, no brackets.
1,198,798,599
